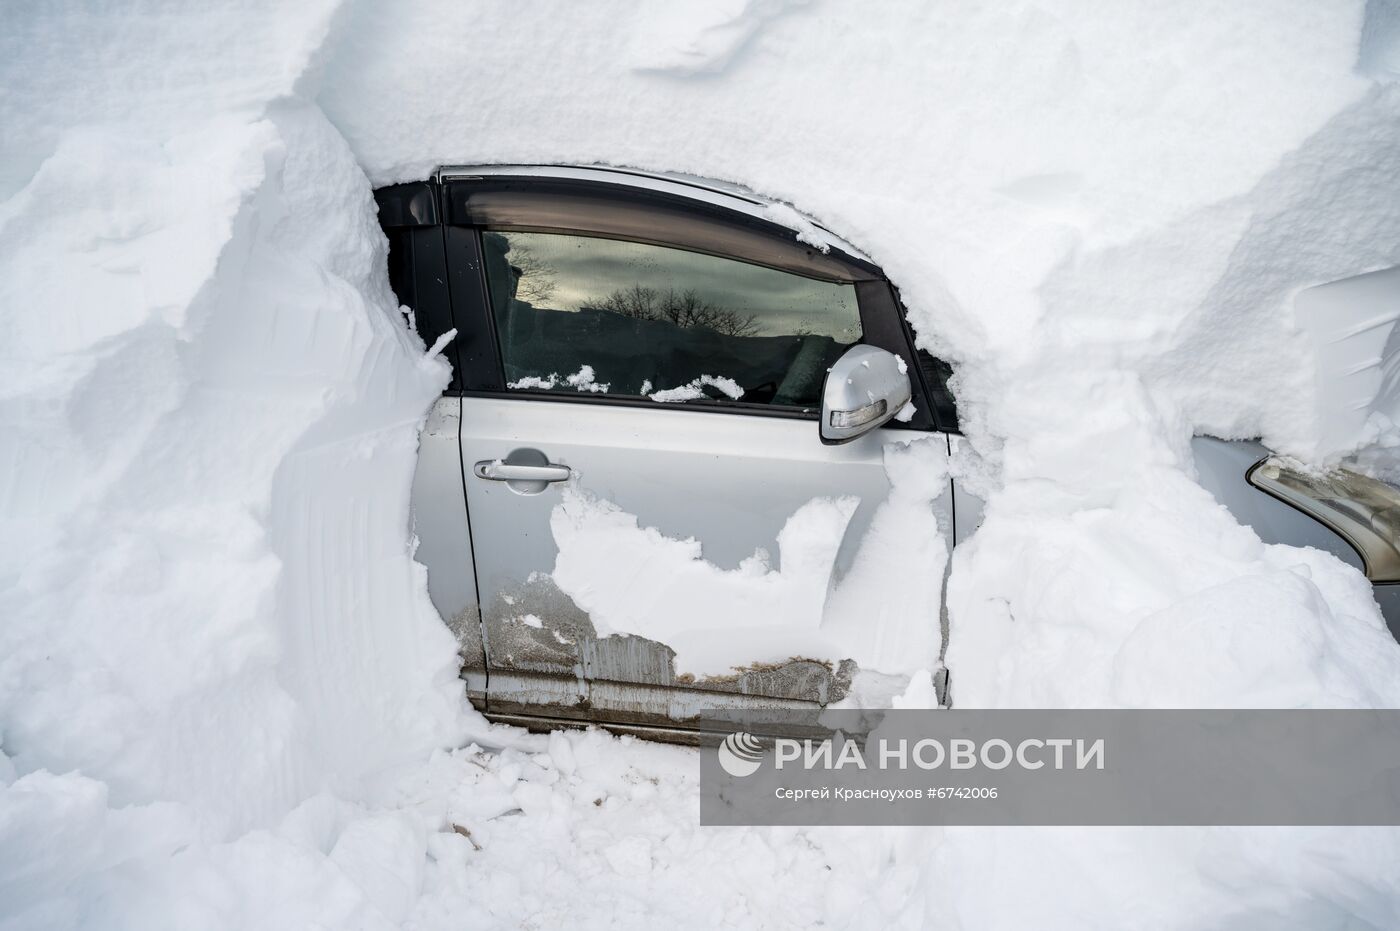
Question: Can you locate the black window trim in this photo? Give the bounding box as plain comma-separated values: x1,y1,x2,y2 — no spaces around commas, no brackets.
454,387,829,422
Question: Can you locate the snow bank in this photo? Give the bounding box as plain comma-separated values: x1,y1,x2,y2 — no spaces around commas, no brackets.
1,3,472,927
319,0,1400,697
314,1,1400,926
320,0,1398,460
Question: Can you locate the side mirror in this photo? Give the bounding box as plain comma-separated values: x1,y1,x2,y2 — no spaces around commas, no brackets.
820,345,912,444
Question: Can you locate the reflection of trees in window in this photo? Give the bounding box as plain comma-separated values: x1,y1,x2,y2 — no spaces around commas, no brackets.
582,285,761,338
507,242,558,306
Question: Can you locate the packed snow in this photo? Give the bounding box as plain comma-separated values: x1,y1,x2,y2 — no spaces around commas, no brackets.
6,0,1400,929
550,488,860,676
1,3,469,927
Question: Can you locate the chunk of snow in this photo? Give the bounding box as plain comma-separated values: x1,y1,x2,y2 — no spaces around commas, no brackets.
891,669,942,709
423,327,456,361
549,487,858,676
647,374,744,403
565,364,610,393
508,365,611,393
763,201,833,253
549,436,952,677
507,373,560,390
648,384,705,402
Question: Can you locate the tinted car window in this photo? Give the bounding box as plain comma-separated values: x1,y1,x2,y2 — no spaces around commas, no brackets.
481,230,861,407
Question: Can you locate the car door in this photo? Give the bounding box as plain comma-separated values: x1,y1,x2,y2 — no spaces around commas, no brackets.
422,171,958,732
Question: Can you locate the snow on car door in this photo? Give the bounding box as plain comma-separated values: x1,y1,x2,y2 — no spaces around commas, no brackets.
448,184,953,730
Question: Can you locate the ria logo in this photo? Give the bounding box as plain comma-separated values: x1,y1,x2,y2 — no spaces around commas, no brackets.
718,732,765,777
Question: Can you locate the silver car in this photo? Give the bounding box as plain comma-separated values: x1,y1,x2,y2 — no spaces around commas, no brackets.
376,164,1400,738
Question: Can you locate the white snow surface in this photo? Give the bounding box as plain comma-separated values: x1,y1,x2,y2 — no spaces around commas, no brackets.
549,436,948,677
7,1,1400,929
1,3,471,928
552,488,860,676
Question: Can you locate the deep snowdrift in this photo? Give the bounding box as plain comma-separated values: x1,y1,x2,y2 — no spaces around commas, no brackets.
319,0,1400,697
6,1,1400,928
2,4,471,928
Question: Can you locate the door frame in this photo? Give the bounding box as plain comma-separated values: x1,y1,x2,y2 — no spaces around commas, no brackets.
376,168,962,726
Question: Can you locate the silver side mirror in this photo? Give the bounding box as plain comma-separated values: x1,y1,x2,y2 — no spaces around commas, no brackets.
820,344,912,444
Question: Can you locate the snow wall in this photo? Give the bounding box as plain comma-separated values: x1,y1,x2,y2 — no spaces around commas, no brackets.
1,3,470,927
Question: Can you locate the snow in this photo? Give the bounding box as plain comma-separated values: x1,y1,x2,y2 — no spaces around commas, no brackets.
891,670,942,711
822,438,951,675
2,4,470,927
647,374,745,403
1293,269,1400,469
647,385,704,402
762,202,833,254
423,328,457,361
548,435,948,678
550,487,859,676
400,730,892,928
507,365,611,393
8,0,1400,928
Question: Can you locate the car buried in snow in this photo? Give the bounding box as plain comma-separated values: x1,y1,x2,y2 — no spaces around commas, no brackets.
375,164,1400,738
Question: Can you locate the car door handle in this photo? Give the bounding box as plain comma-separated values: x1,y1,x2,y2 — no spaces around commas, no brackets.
473,459,572,483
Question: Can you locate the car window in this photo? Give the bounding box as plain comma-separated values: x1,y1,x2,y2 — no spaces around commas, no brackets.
480,230,862,408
